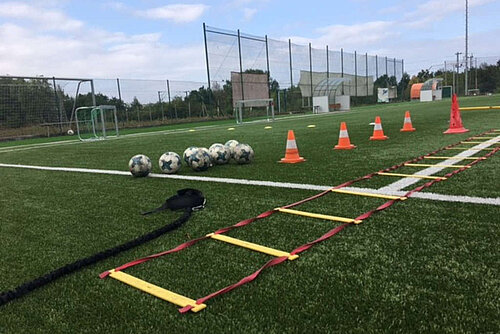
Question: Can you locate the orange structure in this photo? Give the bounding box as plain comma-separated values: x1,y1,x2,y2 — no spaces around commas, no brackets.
334,122,356,150
279,130,306,163
410,83,423,100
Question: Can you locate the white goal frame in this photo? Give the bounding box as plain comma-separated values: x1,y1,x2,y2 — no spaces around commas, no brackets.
234,99,275,124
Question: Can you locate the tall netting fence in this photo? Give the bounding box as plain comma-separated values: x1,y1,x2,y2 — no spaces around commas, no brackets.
205,25,404,113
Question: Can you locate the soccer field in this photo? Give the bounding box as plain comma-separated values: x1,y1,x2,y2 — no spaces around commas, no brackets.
0,96,499,333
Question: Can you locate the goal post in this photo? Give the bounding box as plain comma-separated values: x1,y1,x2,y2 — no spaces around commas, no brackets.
75,105,119,141
235,99,275,124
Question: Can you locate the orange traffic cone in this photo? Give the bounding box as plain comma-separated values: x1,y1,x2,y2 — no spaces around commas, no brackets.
370,116,388,140
279,130,306,163
444,94,469,134
400,111,416,132
334,122,356,150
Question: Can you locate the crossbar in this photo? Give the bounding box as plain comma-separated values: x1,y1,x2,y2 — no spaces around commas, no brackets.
276,207,362,224
207,233,299,260
331,188,406,200
108,270,206,312
404,163,470,168
424,156,484,160
377,172,446,180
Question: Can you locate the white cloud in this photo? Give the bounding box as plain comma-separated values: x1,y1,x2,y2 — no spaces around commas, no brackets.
0,1,83,31
135,4,209,23
243,8,257,21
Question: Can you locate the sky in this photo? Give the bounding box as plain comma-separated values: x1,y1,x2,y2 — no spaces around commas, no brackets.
0,0,499,83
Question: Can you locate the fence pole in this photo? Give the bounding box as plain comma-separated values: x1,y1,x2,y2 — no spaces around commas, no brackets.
158,91,164,121
341,48,344,95
309,43,313,107
385,56,388,76
203,23,211,90
265,35,271,98
326,45,329,103
237,29,244,101
365,53,369,96
393,58,397,79
52,77,63,134
354,51,358,97
289,39,293,87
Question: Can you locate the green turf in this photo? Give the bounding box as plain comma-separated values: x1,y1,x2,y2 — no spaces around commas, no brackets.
0,95,499,333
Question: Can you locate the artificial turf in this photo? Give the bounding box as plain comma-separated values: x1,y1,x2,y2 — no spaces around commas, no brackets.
0,95,499,333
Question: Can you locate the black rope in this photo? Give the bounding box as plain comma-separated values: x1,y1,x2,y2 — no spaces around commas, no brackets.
0,209,192,306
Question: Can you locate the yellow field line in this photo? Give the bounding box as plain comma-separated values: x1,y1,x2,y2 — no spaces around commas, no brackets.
470,137,496,139
446,147,495,151
108,270,206,312
331,188,407,200
460,141,499,144
377,172,446,180
459,106,500,111
404,163,470,168
276,207,362,224
207,233,299,260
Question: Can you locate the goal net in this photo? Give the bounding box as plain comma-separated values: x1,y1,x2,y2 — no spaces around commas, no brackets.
75,105,119,141
235,99,275,124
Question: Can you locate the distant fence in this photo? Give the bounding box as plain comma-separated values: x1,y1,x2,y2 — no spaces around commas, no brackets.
0,76,220,140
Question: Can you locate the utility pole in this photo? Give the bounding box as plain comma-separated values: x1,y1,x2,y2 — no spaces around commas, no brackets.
455,52,462,95
464,0,469,95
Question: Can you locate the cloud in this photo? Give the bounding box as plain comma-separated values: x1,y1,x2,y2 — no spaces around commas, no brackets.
243,8,257,21
134,4,209,23
0,1,83,31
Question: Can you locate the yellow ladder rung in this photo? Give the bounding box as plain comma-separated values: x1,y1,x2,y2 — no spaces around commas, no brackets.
446,147,495,151
207,233,299,260
404,163,470,168
276,207,362,224
461,141,499,144
424,156,484,160
471,137,495,139
330,188,406,200
108,270,206,312
377,172,446,180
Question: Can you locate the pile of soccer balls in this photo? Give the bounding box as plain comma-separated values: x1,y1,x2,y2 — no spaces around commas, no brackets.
128,139,254,177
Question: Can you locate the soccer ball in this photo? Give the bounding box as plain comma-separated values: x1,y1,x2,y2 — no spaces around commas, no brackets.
129,154,152,177
158,152,182,174
233,143,254,164
224,139,239,158
187,148,211,172
183,146,198,165
198,147,213,166
67,129,74,136
209,143,231,165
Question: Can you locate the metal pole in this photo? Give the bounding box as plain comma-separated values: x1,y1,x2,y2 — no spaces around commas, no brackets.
465,0,468,95
393,58,397,80
475,58,478,90
341,48,344,94
326,45,329,103
354,51,357,97
455,52,462,94
309,43,313,107
444,61,447,86
237,29,244,102
385,56,388,76
365,53,369,96
375,55,378,79
117,78,127,123
52,77,62,134
265,35,271,98
288,39,293,87
158,91,164,121
90,79,96,106
203,23,211,89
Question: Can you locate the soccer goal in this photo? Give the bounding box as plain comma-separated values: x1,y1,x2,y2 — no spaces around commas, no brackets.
75,105,119,141
234,99,275,124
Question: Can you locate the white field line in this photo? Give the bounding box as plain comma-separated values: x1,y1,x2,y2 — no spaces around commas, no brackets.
341,186,500,206
0,163,499,206
0,111,346,155
378,136,500,192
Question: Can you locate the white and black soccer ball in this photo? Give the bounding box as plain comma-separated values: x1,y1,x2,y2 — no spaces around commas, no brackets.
67,129,74,136
198,147,213,166
183,146,198,166
224,139,239,158
187,148,211,172
233,143,254,164
158,152,182,174
209,143,231,165
129,154,152,177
